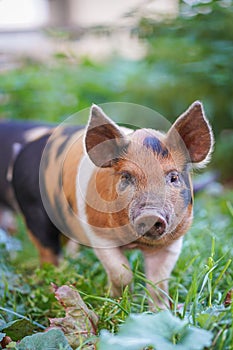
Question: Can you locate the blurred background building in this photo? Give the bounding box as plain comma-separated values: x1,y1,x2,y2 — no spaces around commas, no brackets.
0,0,178,62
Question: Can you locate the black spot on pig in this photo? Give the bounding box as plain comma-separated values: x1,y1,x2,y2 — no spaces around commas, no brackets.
53,192,72,236
12,134,61,254
143,136,168,158
60,125,84,137
56,136,70,160
55,125,84,160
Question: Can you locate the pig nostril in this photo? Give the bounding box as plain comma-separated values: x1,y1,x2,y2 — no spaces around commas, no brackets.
154,219,166,235
155,222,162,229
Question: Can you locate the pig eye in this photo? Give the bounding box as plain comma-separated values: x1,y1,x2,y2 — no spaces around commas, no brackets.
167,171,181,186
118,172,134,191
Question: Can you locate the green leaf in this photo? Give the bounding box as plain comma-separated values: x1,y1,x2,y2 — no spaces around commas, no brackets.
0,332,6,341
0,319,7,331
98,311,213,350
16,329,72,350
197,313,217,329
1,319,37,341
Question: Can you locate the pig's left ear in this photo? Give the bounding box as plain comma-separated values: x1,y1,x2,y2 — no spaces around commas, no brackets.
167,101,214,167
84,104,129,167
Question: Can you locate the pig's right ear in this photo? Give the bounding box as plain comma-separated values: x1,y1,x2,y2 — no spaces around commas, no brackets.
84,104,129,167
167,101,214,167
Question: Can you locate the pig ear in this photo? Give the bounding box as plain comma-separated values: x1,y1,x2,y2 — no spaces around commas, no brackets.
84,104,129,167
167,101,214,167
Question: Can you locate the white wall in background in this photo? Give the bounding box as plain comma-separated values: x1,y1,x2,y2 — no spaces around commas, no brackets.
0,0,49,30
0,0,178,61
70,0,178,26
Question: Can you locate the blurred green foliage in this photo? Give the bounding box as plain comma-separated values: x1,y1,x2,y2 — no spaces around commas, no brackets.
0,0,232,180
137,1,233,127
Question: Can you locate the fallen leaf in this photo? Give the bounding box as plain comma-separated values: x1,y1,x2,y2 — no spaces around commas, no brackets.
0,334,12,349
48,284,98,349
0,318,36,341
224,289,233,306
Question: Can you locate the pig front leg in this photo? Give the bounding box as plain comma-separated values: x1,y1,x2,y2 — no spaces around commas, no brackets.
143,238,183,310
94,247,133,296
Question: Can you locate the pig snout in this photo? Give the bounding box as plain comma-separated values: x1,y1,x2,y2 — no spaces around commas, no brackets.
134,210,167,239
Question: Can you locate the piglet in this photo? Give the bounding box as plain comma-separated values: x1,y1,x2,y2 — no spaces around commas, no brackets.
13,101,213,309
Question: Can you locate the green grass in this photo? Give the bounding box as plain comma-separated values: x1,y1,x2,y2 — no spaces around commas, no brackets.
0,190,232,349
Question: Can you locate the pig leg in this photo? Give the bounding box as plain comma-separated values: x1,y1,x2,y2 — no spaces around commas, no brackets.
28,230,59,266
143,238,183,310
94,247,133,296
19,203,61,266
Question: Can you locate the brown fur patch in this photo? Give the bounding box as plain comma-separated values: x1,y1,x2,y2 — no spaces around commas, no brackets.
86,167,128,227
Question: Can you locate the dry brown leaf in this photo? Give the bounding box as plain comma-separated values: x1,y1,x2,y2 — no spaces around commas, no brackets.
48,284,98,349
224,289,233,307
0,335,12,348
